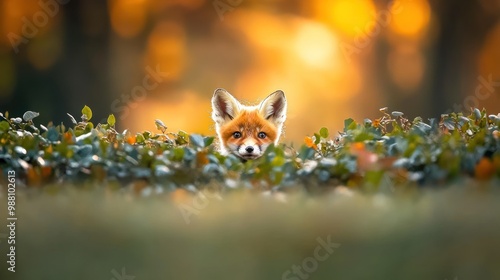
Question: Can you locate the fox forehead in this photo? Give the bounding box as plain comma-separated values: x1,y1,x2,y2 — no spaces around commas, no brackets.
220,110,277,139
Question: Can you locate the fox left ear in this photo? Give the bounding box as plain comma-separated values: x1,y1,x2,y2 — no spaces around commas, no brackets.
259,90,287,125
212,88,241,125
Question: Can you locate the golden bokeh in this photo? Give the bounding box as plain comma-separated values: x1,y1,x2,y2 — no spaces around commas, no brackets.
129,90,213,137
389,0,431,37
314,0,376,38
479,22,500,77
292,21,338,69
0,0,59,47
387,45,425,90
145,21,186,81
109,0,148,38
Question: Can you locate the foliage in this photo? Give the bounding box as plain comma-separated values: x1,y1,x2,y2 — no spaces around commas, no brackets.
0,107,499,194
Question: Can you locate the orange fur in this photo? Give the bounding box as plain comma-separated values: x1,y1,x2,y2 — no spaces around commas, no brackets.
211,88,287,160
220,111,277,149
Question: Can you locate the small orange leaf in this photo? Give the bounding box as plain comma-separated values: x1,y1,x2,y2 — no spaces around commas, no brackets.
41,166,52,179
304,136,317,149
63,131,74,144
27,165,42,186
196,151,209,167
350,142,365,152
475,157,495,181
126,136,136,145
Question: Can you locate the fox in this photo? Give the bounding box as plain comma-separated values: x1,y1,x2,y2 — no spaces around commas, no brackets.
211,88,287,160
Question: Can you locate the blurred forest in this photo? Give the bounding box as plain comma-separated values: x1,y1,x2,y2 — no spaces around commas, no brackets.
0,0,499,143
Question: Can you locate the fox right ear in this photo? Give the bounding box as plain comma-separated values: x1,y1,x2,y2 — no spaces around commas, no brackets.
211,88,241,125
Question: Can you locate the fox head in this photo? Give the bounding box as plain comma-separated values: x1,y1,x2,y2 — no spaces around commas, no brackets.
211,88,287,160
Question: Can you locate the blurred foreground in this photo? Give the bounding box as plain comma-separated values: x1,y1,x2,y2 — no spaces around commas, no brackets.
1,187,500,280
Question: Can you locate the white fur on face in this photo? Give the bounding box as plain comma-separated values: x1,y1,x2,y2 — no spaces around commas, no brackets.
236,140,263,160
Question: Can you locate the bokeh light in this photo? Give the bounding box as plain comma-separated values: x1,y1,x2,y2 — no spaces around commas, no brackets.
387,45,425,90
479,22,500,77
389,0,431,37
292,21,338,69
145,21,186,81
315,0,376,38
109,0,148,38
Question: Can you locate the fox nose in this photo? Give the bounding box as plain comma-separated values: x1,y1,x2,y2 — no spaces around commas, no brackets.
245,146,254,153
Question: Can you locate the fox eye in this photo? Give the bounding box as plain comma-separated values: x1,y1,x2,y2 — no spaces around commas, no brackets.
233,132,242,139
258,132,267,139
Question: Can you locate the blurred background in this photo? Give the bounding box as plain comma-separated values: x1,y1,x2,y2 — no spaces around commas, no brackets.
0,0,499,143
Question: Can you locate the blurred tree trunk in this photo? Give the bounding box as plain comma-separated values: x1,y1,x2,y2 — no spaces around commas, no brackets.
59,0,111,123
429,0,498,117
375,0,498,118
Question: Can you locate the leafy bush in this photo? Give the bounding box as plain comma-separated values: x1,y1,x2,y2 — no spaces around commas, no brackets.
0,106,499,194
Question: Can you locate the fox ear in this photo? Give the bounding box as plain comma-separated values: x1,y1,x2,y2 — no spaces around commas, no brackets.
259,90,287,125
211,88,241,125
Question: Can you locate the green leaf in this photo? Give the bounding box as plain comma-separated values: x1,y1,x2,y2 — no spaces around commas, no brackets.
155,119,167,131
47,127,59,142
473,108,481,120
314,133,321,145
344,118,355,132
0,121,10,131
81,105,92,121
107,114,116,126
319,127,329,138
22,111,40,122
204,136,215,147
189,134,205,148
271,155,285,166
85,122,94,131
176,130,189,145
172,147,185,161
298,146,315,161
136,133,145,143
